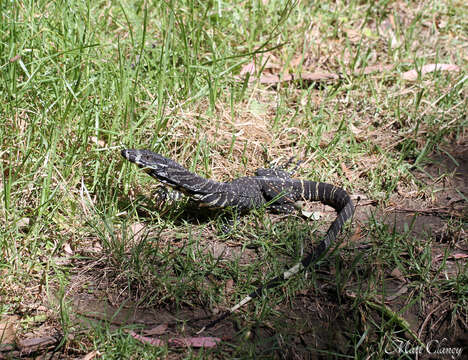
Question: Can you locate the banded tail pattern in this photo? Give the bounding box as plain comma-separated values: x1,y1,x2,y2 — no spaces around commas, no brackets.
204,180,354,330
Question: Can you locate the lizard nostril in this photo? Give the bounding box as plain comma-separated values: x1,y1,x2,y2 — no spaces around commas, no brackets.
121,149,132,160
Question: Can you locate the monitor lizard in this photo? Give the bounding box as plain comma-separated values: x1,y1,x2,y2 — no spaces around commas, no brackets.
121,149,355,329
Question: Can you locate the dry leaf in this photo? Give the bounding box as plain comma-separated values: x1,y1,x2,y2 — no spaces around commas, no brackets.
128,330,221,348
0,315,19,346
128,331,163,346
350,224,362,242
345,29,362,43
63,242,74,256
259,54,281,70
143,323,168,336
258,74,282,84
53,257,72,265
240,61,257,75
81,350,100,360
385,284,408,301
402,63,460,81
341,163,353,182
129,223,146,241
168,337,221,348
301,210,321,220
239,54,281,77
9,55,21,63
290,56,303,68
17,217,30,230
258,72,339,84
18,336,57,352
349,124,363,136
90,136,105,147
356,64,394,75
301,72,339,81
93,241,103,252
390,268,406,282
247,63,394,86
240,61,256,76
225,279,234,295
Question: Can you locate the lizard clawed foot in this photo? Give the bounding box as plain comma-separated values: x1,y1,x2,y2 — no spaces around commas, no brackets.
217,213,238,235
266,156,303,176
281,156,303,175
153,186,183,207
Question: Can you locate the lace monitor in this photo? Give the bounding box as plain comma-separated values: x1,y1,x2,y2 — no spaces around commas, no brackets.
121,149,354,329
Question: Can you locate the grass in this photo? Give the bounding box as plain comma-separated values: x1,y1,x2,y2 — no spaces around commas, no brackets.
1,0,467,358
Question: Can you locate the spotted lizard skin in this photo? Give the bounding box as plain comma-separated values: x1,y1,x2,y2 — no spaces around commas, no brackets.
121,149,354,328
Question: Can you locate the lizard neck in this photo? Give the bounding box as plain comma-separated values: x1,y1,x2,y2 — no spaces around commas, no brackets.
149,167,222,197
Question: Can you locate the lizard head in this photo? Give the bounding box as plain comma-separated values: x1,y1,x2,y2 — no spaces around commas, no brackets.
121,149,169,169
121,149,190,189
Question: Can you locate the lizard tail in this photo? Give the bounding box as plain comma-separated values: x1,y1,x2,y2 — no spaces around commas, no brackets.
203,183,354,330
